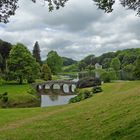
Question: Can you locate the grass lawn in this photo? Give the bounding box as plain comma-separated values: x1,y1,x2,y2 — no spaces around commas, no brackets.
0,84,39,108
0,81,140,140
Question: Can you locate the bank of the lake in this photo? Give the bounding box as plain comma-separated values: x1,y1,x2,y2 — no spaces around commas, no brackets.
0,84,40,108
0,81,140,140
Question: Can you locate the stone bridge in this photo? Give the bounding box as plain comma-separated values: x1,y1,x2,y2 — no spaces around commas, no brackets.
34,80,77,94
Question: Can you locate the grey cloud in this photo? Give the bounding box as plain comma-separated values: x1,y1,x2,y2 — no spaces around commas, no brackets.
0,0,140,60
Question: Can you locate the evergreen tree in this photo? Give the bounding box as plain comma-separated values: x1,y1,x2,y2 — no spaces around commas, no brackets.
0,39,12,72
33,41,42,65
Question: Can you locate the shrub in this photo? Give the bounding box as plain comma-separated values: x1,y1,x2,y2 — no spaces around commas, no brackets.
0,92,8,103
69,86,103,103
92,86,102,93
69,90,92,103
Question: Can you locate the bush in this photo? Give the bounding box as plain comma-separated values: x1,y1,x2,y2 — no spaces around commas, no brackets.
77,77,101,88
69,90,92,103
69,86,102,103
0,92,8,103
92,86,102,93
100,72,111,83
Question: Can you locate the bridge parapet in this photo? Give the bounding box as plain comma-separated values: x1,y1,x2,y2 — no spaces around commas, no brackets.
34,80,77,94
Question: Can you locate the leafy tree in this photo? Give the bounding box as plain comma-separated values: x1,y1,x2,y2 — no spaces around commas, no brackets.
83,55,96,66
46,50,63,74
78,60,86,71
1,0,140,23
41,64,52,81
134,56,140,79
110,57,121,71
121,64,135,80
33,41,42,65
102,58,112,69
97,52,116,65
7,43,40,84
108,68,118,80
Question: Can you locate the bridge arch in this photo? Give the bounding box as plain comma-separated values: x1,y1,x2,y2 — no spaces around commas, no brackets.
63,84,70,93
37,85,42,91
70,84,76,93
52,84,61,90
45,84,51,89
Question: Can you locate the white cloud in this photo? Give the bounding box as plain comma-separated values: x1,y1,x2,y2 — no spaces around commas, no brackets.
0,0,140,60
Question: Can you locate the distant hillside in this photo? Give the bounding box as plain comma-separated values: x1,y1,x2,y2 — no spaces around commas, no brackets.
62,57,77,66
78,48,140,69
97,48,140,69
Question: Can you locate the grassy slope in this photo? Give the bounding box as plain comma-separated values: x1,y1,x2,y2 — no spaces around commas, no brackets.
0,84,39,107
0,81,140,140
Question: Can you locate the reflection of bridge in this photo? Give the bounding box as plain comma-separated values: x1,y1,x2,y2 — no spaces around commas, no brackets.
34,80,77,94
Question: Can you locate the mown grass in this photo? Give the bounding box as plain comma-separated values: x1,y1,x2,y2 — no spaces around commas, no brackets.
0,81,140,140
0,84,39,108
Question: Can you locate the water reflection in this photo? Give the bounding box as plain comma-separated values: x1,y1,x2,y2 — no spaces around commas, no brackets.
41,76,78,107
41,94,76,107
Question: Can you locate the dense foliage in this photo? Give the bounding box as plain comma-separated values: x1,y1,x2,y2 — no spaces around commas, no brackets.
7,43,40,84
77,48,140,81
41,64,52,81
46,50,63,74
69,86,102,103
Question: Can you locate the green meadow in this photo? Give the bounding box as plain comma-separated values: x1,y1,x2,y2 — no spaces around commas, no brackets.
0,81,140,140
0,84,39,108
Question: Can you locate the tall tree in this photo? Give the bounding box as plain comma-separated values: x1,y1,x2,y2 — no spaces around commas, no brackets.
46,50,63,74
0,0,140,23
33,41,42,65
110,57,121,71
41,64,52,81
7,43,40,84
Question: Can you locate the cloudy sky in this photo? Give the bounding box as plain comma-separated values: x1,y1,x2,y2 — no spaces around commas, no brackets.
0,0,140,60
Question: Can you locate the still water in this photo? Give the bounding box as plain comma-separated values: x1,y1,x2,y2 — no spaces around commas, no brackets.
41,94,76,107
40,75,78,107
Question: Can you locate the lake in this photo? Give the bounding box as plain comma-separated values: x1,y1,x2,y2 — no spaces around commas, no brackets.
41,94,76,107
40,75,78,107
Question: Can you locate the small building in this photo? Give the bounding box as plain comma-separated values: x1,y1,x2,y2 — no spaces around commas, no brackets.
95,63,102,78
95,63,102,69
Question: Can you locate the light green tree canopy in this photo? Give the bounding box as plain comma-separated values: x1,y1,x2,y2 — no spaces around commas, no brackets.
41,64,52,81
46,50,63,74
110,57,121,71
7,43,40,84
